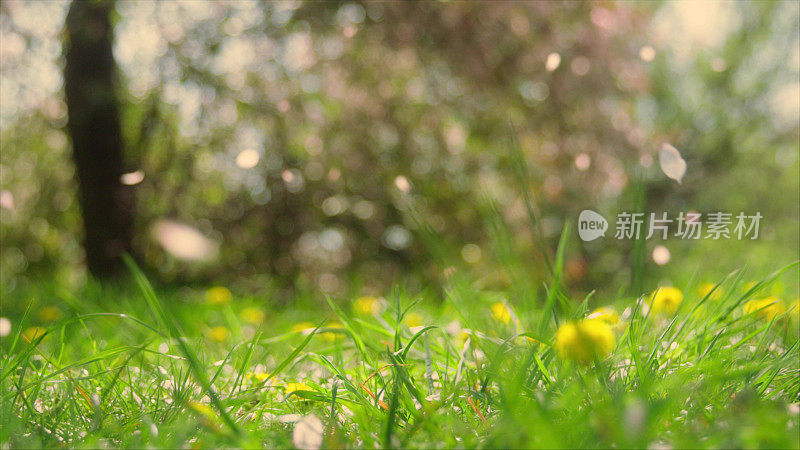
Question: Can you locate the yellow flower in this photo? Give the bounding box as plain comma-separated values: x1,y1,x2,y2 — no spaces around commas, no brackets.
403,312,423,328
491,302,511,324
188,401,217,419
284,382,311,393
743,297,786,322
22,326,47,342
554,319,615,364
353,296,382,316
247,370,269,382
254,372,269,382
587,307,619,325
320,323,344,343
188,401,219,428
698,283,723,300
239,307,264,325
291,321,315,333
455,330,471,348
789,299,799,322
648,287,684,315
206,286,232,306
515,335,541,346
207,326,230,342
37,306,62,323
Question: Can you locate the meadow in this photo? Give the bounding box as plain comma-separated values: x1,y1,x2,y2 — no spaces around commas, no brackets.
3,253,798,448
1,1,799,448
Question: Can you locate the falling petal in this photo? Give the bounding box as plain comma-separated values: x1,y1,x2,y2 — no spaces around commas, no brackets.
235,149,260,169
652,245,671,265
151,219,218,262
293,414,323,450
394,175,411,193
120,170,145,185
659,143,686,183
0,317,10,337
276,413,303,423
0,190,15,210
639,45,656,62
545,52,561,72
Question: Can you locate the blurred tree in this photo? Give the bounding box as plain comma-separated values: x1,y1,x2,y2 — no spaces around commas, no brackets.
0,1,795,298
63,0,133,277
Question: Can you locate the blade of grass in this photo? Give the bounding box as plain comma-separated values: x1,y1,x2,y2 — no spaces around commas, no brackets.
539,223,570,333
123,255,241,437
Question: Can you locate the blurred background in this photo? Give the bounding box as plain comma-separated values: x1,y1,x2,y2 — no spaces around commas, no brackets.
1,1,798,304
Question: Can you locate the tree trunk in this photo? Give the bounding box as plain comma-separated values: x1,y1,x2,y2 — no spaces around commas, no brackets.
63,0,134,278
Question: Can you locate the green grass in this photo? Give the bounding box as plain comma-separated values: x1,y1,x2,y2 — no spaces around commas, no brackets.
2,256,798,448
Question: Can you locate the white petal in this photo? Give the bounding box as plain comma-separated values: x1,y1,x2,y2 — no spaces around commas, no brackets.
276,413,302,423
0,190,15,210
120,170,145,185
659,143,687,183
151,219,218,262
293,414,323,450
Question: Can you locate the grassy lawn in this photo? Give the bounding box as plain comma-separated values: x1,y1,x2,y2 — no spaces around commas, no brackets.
2,2,799,449
2,258,798,449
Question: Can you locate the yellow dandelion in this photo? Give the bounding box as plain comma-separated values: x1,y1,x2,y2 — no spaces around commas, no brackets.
789,299,799,322
188,401,216,418
455,330,471,348
743,297,786,322
207,326,230,342
291,321,315,333
491,302,511,324
246,370,269,382
239,307,264,325
206,286,232,306
698,283,723,300
284,382,311,393
254,371,269,382
353,296,381,316
188,401,219,428
515,335,541,346
37,306,62,323
648,287,684,315
554,319,615,364
403,312,423,328
320,323,344,343
587,306,619,325
448,328,472,348
22,326,47,342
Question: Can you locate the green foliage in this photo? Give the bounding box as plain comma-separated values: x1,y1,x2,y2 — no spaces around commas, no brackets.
1,259,798,448
1,2,798,446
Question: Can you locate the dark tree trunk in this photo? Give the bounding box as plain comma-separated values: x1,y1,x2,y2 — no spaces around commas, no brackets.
63,0,134,278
